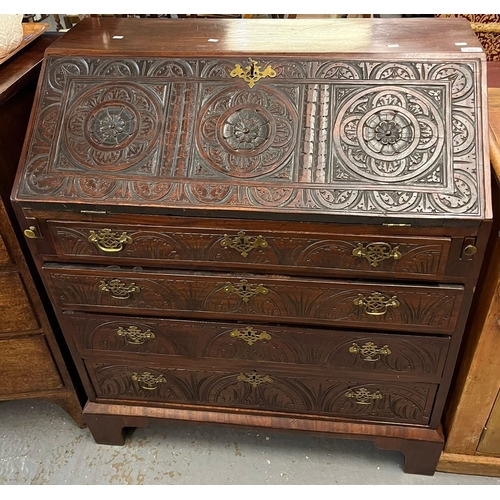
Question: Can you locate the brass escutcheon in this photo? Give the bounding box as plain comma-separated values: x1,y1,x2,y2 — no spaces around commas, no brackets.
230,59,277,88
117,326,155,345
224,279,268,303
88,228,133,253
230,327,272,346
349,342,392,362
220,231,268,257
131,371,166,391
345,388,383,405
99,278,140,300
237,371,273,388
352,242,402,268
353,292,400,316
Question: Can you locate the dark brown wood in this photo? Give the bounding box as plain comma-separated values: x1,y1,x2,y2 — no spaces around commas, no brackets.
0,35,84,427
44,266,465,334
66,312,450,381
10,18,493,475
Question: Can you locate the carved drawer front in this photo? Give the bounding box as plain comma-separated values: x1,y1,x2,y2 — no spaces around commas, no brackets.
48,221,451,281
0,272,39,334
87,362,437,425
0,235,10,265
46,266,464,333
67,313,450,380
0,337,63,395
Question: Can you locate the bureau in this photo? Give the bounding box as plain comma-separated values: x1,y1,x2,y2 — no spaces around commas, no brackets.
11,17,492,475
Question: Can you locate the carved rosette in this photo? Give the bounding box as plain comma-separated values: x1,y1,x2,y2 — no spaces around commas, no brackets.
62,82,162,171
333,86,446,185
197,86,297,178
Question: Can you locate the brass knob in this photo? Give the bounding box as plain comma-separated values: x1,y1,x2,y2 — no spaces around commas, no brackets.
463,245,477,256
24,226,36,239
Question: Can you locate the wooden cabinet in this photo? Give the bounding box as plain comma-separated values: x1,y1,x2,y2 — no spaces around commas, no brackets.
436,87,500,477
11,17,493,474
0,34,83,426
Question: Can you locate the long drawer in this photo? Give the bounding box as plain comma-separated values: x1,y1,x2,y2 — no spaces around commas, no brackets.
66,312,450,381
45,266,464,333
87,362,437,425
47,220,452,281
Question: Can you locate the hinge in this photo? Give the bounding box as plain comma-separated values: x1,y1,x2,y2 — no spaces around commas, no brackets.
382,223,412,227
478,425,488,446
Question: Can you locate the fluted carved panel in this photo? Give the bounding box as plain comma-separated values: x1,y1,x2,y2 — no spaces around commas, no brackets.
46,268,464,333
88,362,436,424
68,313,450,379
15,56,486,219
49,222,451,280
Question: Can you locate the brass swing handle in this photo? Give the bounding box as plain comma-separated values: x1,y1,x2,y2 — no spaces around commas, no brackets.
117,326,156,345
237,371,273,388
345,388,383,405
353,292,400,316
131,371,166,391
99,278,140,300
349,342,392,362
352,242,402,268
88,229,133,253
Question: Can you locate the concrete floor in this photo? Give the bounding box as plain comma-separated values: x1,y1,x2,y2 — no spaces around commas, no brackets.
1,399,499,485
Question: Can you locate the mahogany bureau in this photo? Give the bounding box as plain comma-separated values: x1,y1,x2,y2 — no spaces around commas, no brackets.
11,17,492,475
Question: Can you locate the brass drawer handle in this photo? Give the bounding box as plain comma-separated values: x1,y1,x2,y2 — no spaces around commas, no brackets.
230,327,271,345
237,371,273,388
230,59,276,88
117,326,155,345
221,231,268,257
99,278,140,300
353,292,400,316
352,242,402,268
88,228,133,253
131,371,166,391
345,388,383,405
349,342,392,362
224,279,268,303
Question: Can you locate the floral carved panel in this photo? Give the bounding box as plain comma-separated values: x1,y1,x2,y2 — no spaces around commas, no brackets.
15,57,486,219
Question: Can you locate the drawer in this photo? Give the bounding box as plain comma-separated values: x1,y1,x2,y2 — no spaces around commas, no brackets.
0,336,63,395
47,220,451,281
87,362,437,425
0,234,10,265
0,272,39,334
67,312,450,380
46,266,464,333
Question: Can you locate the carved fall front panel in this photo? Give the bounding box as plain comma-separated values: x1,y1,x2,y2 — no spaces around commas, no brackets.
16,57,485,219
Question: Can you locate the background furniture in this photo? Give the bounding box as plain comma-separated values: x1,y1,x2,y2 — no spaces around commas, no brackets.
0,33,84,427
11,17,491,475
436,84,500,477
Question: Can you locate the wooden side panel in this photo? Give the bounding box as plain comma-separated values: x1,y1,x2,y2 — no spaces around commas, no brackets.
477,390,500,456
0,336,63,395
0,271,39,333
0,234,10,265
